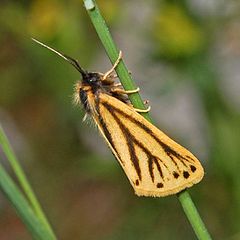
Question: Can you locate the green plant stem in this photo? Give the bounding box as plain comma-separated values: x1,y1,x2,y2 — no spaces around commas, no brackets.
83,0,151,122
0,162,55,240
0,125,56,239
178,191,212,239
83,1,212,239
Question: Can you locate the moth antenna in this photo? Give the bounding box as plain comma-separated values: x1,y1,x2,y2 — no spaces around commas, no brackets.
31,38,87,77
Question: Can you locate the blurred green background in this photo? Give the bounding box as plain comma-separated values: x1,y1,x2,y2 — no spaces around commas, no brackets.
0,0,240,239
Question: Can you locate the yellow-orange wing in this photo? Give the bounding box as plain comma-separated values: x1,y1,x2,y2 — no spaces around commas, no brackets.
88,92,204,197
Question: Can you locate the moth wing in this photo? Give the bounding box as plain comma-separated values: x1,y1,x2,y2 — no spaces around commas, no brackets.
92,93,204,197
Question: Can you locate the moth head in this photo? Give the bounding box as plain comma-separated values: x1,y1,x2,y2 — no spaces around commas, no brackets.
82,72,101,86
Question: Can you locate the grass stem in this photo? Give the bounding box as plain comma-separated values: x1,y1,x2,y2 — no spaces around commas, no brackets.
83,1,212,239
0,125,56,239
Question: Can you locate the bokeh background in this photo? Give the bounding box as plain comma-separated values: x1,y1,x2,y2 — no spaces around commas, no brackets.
1,0,240,239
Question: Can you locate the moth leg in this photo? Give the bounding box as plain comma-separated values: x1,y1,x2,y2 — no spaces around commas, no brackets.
102,51,122,80
134,106,151,113
101,72,118,84
113,82,122,87
108,71,130,79
110,73,118,78
126,99,151,113
125,87,140,94
111,87,140,95
110,70,130,76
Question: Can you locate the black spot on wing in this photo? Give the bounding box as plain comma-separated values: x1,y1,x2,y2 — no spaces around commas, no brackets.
173,171,179,179
135,179,139,186
183,171,190,179
190,165,196,172
157,183,164,188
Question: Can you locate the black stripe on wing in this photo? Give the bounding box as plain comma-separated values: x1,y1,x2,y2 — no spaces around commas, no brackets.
94,98,123,164
96,102,181,188
100,102,198,183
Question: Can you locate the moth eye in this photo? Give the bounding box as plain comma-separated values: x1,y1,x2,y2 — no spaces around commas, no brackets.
91,76,100,83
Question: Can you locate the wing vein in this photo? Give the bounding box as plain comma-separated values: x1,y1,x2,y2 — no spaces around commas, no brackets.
102,102,196,171
102,103,171,183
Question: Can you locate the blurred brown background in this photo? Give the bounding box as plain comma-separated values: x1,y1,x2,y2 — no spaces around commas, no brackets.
0,0,240,239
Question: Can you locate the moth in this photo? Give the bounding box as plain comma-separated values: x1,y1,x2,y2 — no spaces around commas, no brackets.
32,38,204,197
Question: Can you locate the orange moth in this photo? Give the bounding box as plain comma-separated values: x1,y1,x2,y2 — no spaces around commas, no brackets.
32,38,204,197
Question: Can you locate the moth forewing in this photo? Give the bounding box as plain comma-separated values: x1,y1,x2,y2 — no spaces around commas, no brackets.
85,92,204,197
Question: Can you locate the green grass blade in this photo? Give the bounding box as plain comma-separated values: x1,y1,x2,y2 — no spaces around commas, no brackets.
178,191,212,239
83,1,212,239
0,124,57,239
83,0,151,121
0,162,55,240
